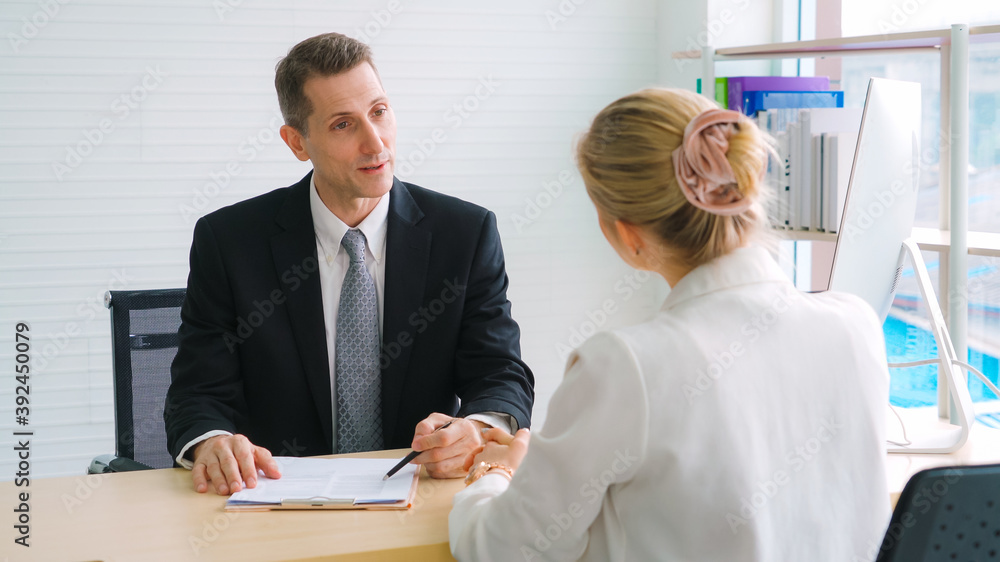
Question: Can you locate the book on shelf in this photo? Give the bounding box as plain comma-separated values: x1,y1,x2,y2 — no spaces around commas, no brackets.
794,107,862,230
726,76,830,112
756,107,861,232
696,77,728,107
761,109,799,229
787,120,801,229
742,90,844,116
821,131,859,233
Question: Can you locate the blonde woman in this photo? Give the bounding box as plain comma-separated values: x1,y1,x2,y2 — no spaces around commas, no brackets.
449,88,890,561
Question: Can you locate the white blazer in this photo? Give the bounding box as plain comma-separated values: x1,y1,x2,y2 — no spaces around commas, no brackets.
450,246,890,561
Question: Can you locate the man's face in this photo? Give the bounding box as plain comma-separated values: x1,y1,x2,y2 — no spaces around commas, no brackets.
292,63,396,200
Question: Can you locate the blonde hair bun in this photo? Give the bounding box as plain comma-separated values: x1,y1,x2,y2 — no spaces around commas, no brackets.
576,88,773,267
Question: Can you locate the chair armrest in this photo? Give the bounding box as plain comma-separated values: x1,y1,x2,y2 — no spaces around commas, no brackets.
89,454,154,474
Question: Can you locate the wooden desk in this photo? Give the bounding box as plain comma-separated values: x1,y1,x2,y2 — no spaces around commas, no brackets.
886,419,1000,508
3,449,463,561
6,420,998,560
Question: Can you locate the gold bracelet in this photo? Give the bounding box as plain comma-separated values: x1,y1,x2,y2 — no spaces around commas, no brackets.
465,461,515,486
485,464,514,482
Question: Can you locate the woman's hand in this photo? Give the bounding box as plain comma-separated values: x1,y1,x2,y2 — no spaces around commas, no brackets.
470,427,531,472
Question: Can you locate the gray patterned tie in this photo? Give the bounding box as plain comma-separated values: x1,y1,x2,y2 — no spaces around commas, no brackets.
335,229,384,453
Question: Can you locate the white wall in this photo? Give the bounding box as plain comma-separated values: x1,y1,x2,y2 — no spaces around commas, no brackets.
0,0,667,479
657,0,775,89
710,0,774,78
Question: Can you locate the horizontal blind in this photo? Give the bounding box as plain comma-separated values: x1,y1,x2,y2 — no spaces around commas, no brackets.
0,0,662,479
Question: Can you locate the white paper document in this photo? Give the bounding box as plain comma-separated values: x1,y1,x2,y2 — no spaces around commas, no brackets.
226,457,418,509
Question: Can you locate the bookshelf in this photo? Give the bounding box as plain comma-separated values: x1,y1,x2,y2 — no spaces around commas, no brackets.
778,228,1000,259
675,24,1000,426
675,23,1000,371
673,25,1000,60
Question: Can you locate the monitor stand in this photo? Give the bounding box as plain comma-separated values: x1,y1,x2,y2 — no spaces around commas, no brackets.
887,238,975,454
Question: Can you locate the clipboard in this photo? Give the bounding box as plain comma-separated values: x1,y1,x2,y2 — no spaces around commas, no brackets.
224,457,420,512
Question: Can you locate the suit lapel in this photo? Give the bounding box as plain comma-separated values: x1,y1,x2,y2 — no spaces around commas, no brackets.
270,171,333,447
381,179,430,444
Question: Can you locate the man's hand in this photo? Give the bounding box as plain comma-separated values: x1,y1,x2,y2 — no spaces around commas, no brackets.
191,434,282,495
410,413,492,479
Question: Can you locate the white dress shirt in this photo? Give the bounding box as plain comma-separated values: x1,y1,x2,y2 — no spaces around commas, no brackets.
310,174,390,450
176,177,511,466
450,246,891,561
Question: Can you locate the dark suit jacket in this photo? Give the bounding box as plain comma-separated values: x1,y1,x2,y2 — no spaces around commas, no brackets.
165,172,534,460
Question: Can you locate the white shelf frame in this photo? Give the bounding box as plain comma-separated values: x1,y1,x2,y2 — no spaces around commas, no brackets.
776,228,1000,258
677,24,1000,422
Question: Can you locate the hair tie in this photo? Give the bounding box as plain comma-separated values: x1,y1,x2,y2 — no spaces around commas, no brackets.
671,108,752,216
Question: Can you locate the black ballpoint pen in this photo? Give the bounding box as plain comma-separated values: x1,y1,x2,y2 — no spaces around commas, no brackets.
383,419,454,480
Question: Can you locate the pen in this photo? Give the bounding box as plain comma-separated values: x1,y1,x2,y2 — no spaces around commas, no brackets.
383,419,454,480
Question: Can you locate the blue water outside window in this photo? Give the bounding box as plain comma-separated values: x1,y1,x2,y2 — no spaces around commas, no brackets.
884,256,1000,425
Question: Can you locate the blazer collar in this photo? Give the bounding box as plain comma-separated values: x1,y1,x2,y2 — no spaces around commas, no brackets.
663,246,792,311
274,171,315,233
387,176,425,226
271,171,334,446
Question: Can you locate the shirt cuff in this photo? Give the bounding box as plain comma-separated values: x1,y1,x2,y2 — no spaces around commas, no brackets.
175,430,234,470
465,412,516,434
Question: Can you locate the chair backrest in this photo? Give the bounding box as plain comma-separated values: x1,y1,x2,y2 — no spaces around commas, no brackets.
105,289,185,469
876,463,1000,561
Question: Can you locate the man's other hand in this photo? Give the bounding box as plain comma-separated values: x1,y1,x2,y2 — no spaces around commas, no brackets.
410,413,492,479
191,434,282,495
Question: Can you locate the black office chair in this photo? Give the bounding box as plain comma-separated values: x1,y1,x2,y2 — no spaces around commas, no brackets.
875,463,1000,561
88,289,185,473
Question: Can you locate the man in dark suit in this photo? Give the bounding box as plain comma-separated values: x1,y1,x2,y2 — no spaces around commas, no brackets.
165,32,533,495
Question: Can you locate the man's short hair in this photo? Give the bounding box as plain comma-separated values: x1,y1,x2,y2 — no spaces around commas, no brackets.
275,32,376,136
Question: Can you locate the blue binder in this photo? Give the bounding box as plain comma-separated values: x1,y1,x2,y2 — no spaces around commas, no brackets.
741,90,844,115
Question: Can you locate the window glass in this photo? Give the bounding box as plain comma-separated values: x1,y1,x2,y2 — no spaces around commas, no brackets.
838,2,1000,411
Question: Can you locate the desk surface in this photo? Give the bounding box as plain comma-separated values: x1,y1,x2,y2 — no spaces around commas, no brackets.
886,419,1000,507
5,421,999,560
3,449,463,562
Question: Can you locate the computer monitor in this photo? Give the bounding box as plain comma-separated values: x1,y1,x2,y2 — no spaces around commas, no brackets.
827,77,974,454
827,77,920,321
